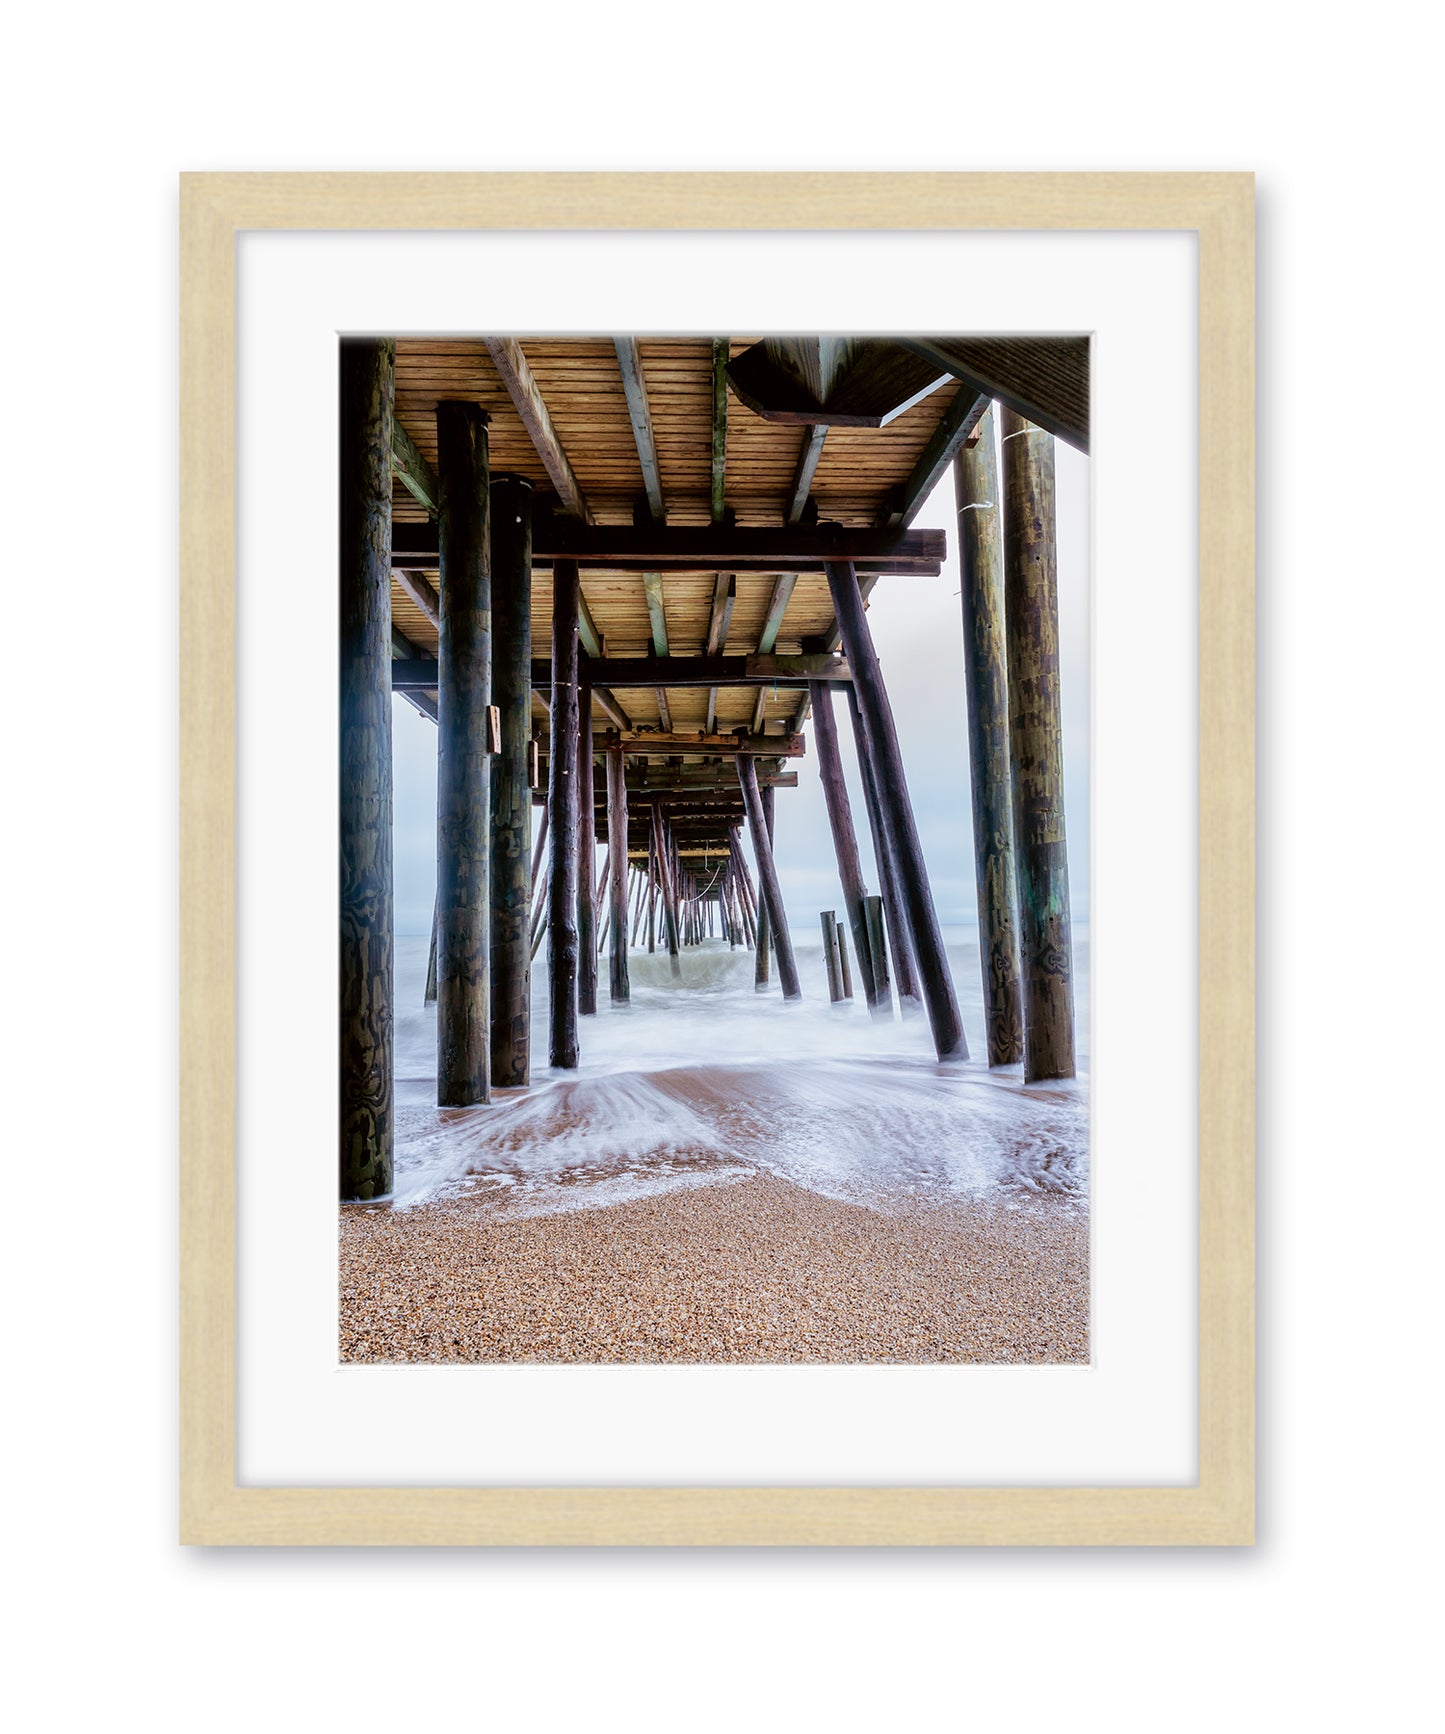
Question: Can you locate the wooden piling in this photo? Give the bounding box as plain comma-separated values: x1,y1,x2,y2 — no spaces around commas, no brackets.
864,893,891,1007
435,400,492,1106
577,682,597,1015
489,473,533,1087
956,411,1025,1067
530,804,549,896
654,808,682,977
837,928,854,999
646,824,657,952
339,337,395,1199
828,560,966,1060
754,785,774,988
1001,410,1075,1081
821,911,844,1002
606,746,630,1003
846,684,916,1015
424,893,438,1005
808,680,882,1013
547,558,581,1068
738,755,800,999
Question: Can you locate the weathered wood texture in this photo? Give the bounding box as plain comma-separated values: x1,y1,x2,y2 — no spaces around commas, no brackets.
424,895,438,1005
339,338,395,1200
607,745,630,1003
864,893,891,1007
754,783,774,988
435,401,493,1107
846,683,916,1013
548,559,581,1067
615,338,664,520
956,412,1025,1067
576,681,598,1016
821,911,844,1002
489,474,533,1087
653,806,682,977
900,337,1090,453
710,338,729,523
483,336,592,520
1001,411,1075,1081
809,681,881,1012
738,755,800,999
828,561,966,1059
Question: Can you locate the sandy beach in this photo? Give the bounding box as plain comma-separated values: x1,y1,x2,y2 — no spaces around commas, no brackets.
339,1173,1088,1364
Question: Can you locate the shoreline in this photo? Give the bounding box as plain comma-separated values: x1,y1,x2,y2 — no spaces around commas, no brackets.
340,1173,1088,1365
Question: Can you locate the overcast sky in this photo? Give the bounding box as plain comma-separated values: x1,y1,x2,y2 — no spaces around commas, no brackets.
390,430,1089,939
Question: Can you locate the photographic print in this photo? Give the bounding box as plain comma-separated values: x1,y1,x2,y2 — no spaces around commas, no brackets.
338,333,1091,1367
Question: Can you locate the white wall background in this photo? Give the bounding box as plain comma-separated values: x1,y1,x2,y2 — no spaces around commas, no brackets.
3,5,1438,1730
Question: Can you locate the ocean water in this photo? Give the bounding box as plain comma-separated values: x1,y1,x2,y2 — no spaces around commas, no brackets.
390,925,1089,1217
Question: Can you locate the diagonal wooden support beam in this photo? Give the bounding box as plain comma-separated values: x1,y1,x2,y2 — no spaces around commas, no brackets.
879,388,992,528
756,573,797,654
711,338,729,524
751,688,768,733
395,568,441,629
786,426,826,524
484,336,593,519
591,685,632,732
577,587,604,660
655,688,672,731
614,338,664,522
705,573,736,656
817,576,876,655
642,572,669,656
390,417,439,514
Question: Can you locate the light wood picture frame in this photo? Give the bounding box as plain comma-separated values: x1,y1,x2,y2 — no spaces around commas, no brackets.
180,171,1254,1546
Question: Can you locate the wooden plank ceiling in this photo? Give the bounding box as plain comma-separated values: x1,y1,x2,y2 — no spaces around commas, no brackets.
387,335,994,859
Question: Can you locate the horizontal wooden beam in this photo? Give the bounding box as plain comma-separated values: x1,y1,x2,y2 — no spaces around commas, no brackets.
897,337,1090,453
394,654,849,691
606,729,804,758
483,336,593,518
390,418,439,514
390,520,946,575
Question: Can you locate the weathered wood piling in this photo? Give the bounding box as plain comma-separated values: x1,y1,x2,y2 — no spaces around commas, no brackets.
738,755,800,1000
956,410,1025,1068
435,400,492,1106
809,680,881,1013
1001,410,1075,1081
489,473,533,1087
577,681,597,1016
548,558,581,1068
607,745,630,1004
339,337,395,1200
827,560,967,1060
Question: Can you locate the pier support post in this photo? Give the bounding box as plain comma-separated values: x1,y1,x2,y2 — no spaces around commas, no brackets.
489,473,533,1087
577,682,598,1014
424,894,437,1005
957,410,1025,1067
827,560,967,1060
435,400,492,1106
1001,410,1076,1081
339,337,395,1199
846,685,917,1014
821,911,844,1002
655,808,682,977
754,785,774,988
548,558,581,1067
606,746,631,1004
738,755,801,999
864,893,890,1006
809,681,882,1014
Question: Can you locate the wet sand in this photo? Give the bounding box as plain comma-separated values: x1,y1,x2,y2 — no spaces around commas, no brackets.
339,1174,1089,1364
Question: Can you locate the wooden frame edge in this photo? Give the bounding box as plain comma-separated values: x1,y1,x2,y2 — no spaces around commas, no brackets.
179,171,1255,1548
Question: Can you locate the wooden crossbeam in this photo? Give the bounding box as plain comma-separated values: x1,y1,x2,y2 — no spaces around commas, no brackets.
642,572,669,656
878,388,992,528
727,338,948,428
591,686,632,731
897,337,1090,453
607,729,805,757
751,688,768,733
390,520,946,575
483,336,593,519
786,426,826,524
390,418,439,514
705,574,736,656
755,574,797,654
711,338,729,524
393,654,849,692
614,338,664,521
578,588,604,659
395,568,440,628
655,688,672,731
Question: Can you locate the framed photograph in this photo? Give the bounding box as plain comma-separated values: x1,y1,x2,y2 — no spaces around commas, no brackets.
181,172,1253,1545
